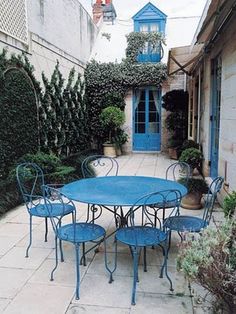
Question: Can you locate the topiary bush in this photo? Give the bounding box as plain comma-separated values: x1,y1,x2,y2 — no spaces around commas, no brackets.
179,148,203,172
99,106,125,143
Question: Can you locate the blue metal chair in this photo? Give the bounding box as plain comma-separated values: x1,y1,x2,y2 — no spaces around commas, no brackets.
149,162,190,229
165,161,190,183
105,190,182,305
16,162,74,258
43,185,106,300
81,155,119,178
164,176,224,244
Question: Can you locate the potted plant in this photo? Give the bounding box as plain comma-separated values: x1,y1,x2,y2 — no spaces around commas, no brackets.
178,177,209,209
179,148,203,175
114,128,128,156
99,106,125,157
177,220,236,314
162,90,188,159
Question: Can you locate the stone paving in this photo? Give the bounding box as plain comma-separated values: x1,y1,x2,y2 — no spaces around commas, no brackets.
0,153,223,314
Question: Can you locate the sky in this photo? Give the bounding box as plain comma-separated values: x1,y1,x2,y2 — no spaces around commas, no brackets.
79,0,207,20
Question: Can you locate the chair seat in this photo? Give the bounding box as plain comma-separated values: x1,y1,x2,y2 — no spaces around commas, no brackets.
165,216,208,232
116,226,166,247
30,203,74,217
58,223,106,243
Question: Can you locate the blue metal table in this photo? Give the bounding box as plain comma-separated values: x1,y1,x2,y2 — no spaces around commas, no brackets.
61,176,187,223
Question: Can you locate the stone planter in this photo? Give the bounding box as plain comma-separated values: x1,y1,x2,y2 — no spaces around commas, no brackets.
103,143,117,157
181,192,203,209
168,147,178,160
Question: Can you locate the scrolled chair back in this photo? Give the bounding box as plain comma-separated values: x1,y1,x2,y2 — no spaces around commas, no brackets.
203,176,224,224
43,185,76,239
126,189,182,230
165,162,191,183
16,162,45,209
81,155,119,178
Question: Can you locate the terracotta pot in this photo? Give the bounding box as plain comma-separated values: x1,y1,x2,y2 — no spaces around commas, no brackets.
168,147,178,160
116,146,122,156
103,143,117,157
181,192,203,209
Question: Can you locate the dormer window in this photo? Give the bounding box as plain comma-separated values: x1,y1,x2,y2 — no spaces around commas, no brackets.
132,3,167,63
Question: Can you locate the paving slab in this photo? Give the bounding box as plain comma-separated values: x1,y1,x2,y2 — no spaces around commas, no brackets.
67,304,130,314
0,267,34,298
3,283,74,314
0,247,52,269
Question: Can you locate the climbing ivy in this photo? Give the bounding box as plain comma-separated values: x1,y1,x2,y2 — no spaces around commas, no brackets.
0,49,40,179
85,31,167,145
126,31,164,63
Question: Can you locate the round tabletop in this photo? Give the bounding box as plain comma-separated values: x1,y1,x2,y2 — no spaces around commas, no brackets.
61,176,187,207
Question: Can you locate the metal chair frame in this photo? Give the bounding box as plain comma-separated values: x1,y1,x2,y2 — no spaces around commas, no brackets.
81,155,119,178
165,161,191,182
105,189,182,305
43,185,106,300
165,176,224,246
16,162,74,258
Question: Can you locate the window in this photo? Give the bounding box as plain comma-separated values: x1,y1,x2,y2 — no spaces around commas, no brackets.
137,22,161,62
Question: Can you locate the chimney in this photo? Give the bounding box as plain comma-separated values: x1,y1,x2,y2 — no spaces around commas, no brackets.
92,0,104,24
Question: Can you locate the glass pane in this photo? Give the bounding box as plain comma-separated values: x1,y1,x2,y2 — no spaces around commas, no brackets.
137,123,145,133
148,90,159,134
150,23,159,32
140,24,148,33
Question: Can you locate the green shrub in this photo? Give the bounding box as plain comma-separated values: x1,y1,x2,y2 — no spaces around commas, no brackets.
179,148,203,171
223,191,236,218
100,106,125,143
177,220,236,313
178,177,208,194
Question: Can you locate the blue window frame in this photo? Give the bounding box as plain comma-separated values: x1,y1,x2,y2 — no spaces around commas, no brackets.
132,3,167,63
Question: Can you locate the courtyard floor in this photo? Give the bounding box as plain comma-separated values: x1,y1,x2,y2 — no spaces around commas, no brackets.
0,153,223,314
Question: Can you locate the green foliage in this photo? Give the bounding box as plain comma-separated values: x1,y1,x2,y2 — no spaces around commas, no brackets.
177,220,236,313
126,32,165,63
162,89,188,148
114,128,129,147
223,191,236,218
181,139,199,151
40,63,89,156
100,106,125,143
179,148,203,170
85,37,167,146
178,177,208,194
0,50,40,179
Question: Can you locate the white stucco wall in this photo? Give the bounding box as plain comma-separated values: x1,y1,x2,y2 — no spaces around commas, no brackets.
196,23,236,190
0,0,98,81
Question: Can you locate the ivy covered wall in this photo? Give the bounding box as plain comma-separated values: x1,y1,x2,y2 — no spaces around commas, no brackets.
85,31,167,147
0,49,90,179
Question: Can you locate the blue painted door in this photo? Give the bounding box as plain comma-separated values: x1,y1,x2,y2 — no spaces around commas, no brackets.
210,56,222,177
133,87,161,151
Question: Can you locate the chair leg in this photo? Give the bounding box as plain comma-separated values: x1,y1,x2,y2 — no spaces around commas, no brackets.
104,237,117,283
160,239,173,292
26,215,33,258
58,220,64,262
75,243,80,300
51,236,59,281
44,217,48,242
131,247,139,305
81,242,86,266
143,246,147,272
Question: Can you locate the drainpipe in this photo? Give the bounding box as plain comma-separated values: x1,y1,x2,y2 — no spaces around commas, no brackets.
197,68,201,143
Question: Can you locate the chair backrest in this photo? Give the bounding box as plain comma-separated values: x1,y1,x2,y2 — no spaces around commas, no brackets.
16,162,45,206
43,185,76,236
202,176,224,224
126,189,182,229
165,162,190,182
81,155,119,178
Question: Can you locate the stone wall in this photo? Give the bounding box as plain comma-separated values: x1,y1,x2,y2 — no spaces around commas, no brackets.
0,0,98,81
